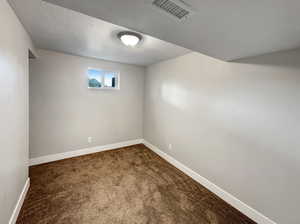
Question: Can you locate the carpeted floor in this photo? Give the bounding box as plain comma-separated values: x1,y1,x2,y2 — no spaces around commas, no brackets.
17,144,256,224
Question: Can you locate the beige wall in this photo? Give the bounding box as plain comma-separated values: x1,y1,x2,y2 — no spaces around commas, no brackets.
29,49,145,158
144,50,300,224
0,0,36,223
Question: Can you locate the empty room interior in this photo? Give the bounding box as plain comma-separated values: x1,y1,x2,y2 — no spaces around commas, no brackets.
1,0,300,223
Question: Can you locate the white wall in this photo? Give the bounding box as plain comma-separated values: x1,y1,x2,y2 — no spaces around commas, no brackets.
0,0,36,223
29,49,144,158
144,50,300,224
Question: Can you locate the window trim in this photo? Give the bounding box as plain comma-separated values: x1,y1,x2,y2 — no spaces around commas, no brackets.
87,67,120,90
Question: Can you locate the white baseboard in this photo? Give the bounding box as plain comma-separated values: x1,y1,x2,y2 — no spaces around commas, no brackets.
9,178,30,224
142,139,277,224
30,139,143,166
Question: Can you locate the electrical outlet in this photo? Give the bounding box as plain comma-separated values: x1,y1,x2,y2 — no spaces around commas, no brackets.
168,143,172,151
88,137,92,144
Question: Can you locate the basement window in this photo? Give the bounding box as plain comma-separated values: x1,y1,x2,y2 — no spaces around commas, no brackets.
87,68,119,89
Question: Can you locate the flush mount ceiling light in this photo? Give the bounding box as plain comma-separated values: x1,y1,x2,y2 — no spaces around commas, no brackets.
118,31,142,47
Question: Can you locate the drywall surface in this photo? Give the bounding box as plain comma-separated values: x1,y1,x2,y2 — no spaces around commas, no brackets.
144,50,300,224
0,0,36,223
29,49,144,158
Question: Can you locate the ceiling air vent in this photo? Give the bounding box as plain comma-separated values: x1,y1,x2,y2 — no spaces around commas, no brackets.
152,0,193,20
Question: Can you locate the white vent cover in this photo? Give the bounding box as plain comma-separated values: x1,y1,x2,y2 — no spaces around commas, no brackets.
152,0,193,20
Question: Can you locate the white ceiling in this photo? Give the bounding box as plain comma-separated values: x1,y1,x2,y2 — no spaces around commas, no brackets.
42,0,300,61
9,0,190,66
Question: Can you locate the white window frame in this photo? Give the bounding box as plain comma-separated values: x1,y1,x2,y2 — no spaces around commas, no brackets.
87,67,120,90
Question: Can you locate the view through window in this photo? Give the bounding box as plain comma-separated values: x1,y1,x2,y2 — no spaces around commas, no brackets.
88,68,119,89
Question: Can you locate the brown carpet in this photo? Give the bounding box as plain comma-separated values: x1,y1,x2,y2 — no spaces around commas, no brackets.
17,144,256,224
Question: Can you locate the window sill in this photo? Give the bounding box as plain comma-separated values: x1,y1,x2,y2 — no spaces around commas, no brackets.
88,87,120,90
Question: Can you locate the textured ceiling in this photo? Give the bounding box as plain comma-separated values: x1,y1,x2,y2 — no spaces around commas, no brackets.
43,0,300,61
9,0,190,66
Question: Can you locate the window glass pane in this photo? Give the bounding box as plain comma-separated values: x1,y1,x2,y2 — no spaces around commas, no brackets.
104,73,117,88
88,69,104,88
88,69,118,89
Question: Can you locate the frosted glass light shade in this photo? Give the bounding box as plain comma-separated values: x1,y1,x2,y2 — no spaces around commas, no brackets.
118,31,142,47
